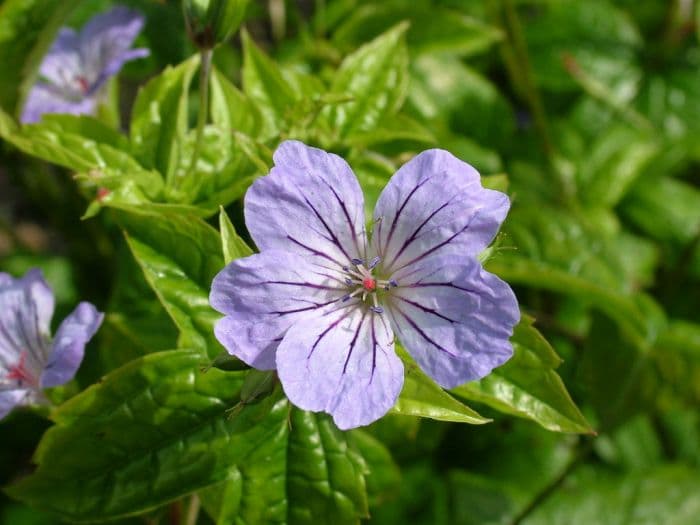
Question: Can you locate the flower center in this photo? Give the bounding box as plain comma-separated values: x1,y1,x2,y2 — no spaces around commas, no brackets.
5,351,38,388
341,257,397,314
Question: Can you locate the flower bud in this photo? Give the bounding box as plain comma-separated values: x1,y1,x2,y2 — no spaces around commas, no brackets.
183,0,249,49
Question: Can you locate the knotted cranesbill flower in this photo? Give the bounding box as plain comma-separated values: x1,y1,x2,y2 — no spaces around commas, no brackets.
0,269,103,420
21,6,149,124
210,141,519,429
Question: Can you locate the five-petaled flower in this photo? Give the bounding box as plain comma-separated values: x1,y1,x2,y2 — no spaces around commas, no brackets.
21,6,149,124
0,269,103,420
210,141,520,429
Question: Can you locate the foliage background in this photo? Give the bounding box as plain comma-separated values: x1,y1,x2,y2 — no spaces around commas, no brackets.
1,0,699,523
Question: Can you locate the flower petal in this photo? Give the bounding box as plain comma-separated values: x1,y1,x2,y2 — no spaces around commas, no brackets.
79,6,148,90
21,84,96,123
0,269,54,377
245,140,366,267
0,389,30,420
36,28,82,87
387,254,519,388
210,250,349,370
40,302,103,388
372,149,510,274
277,307,403,430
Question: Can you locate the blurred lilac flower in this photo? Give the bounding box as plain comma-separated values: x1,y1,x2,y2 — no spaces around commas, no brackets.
210,141,519,429
21,6,149,124
0,269,103,420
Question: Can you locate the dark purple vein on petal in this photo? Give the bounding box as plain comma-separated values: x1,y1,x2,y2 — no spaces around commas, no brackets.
385,199,452,269
270,297,342,316
307,309,354,360
321,179,362,256
394,295,457,324
343,310,367,374
382,176,431,259
302,196,352,261
263,280,343,291
392,214,477,273
393,305,458,358
369,314,381,383
409,282,480,295
286,235,346,267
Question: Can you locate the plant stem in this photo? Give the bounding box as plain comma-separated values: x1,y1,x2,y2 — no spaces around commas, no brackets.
500,0,554,160
188,48,213,176
184,494,201,525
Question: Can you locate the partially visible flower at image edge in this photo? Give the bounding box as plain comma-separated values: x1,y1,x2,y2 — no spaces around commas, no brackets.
210,141,520,430
21,6,149,124
0,269,103,420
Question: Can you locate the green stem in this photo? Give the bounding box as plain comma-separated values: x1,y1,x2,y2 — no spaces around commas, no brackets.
501,0,554,159
510,439,593,525
188,48,213,176
184,494,200,525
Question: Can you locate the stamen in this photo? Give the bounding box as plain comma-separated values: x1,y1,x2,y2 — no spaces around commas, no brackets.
371,294,383,314
351,258,363,266
368,256,381,269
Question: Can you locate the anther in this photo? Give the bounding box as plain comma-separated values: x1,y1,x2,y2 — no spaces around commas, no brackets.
370,306,384,314
344,278,353,285
368,256,381,269
389,279,398,287
351,258,364,266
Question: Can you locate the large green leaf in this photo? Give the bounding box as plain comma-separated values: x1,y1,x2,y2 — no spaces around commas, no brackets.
523,465,700,525
241,30,298,139
324,23,409,138
391,348,489,425
7,350,288,521
452,316,593,434
117,208,224,357
210,67,263,137
0,0,80,113
130,55,199,184
219,207,254,264
621,175,700,245
332,0,502,57
524,0,642,96
199,410,372,525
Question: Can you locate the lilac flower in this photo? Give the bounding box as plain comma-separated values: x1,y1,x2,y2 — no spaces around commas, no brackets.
210,141,520,429
0,269,103,420
21,6,149,124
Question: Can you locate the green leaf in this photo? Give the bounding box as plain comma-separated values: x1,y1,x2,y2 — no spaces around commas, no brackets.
5,114,148,175
621,175,700,245
523,465,700,525
130,55,199,184
175,126,267,213
7,350,289,522
324,22,409,138
345,113,436,149
200,409,371,525
574,125,659,207
117,208,224,357
210,67,262,137
346,430,400,508
332,0,502,57
524,0,642,95
241,30,298,139
391,347,489,424
452,316,593,434
0,0,79,113
218,206,253,264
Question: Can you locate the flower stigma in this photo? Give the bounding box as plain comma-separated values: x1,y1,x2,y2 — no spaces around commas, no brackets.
341,257,397,314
